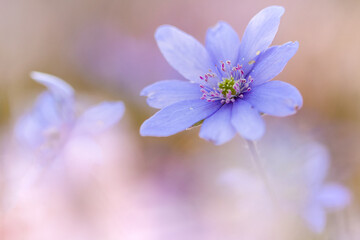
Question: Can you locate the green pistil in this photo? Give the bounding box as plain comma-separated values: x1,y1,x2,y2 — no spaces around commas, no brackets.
218,77,236,95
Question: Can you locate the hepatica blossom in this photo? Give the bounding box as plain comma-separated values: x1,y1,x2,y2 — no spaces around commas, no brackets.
300,143,351,233
140,6,302,144
16,72,125,161
220,142,351,233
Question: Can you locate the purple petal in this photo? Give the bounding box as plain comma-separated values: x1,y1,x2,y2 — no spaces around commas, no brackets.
303,204,326,233
30,72,75,122
245,80,302,117
231,100,265,140
238,6,285,74
317,184,351,209
249,41,299,86
199,104,236,145
75,101,125,135
15,110,45,148
304,143,330,188
141,80,202,109
32,92,64,126
205,21,240,64
140,99,222,137
30,71,74,100
15,93,64,148
155,25,213,83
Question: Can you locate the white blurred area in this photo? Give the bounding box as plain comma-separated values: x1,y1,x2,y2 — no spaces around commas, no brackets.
1,116,140,239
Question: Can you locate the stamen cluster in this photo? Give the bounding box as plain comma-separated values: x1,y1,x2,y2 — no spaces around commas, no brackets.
199,60,253,104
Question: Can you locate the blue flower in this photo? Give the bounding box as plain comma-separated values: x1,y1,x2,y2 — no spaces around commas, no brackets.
301,143,351,233
140,6,302,144
15,71,125,160
220,141,351,233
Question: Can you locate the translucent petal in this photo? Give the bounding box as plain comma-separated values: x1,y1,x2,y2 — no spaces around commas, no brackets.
155,25,213,83
238,6,285,75
199,104,236,145
141,80,201,109
303,204,326,233
231,100,265,140
304,143,330,188
249,41,299,86
244,80,302,117
140,99,221,137
15,93,63,148
75,101,125,135
30,71,74,100
205,21,240,64
317,184,351,209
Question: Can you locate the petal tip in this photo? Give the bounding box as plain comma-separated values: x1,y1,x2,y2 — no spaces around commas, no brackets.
242,130,264,141
283,41,299,53
289,41,300,51
140,86,149,96
293,41,300,52
30,71,51,83
284,86,304,115
30,71,74,96
115,101,126,113
139,122,151,136
139,118,169,137
295,98,303,111
210,21,229,30
154,24,175,40
199,135,230,146
294,88,304,110
139,122,169,137
265,5,285,16
30,71,41,78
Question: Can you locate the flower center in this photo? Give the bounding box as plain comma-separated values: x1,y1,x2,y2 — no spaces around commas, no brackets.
199,60,253,104
218,77,237,96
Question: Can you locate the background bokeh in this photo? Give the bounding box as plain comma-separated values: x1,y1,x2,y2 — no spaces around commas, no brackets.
1,0,360,239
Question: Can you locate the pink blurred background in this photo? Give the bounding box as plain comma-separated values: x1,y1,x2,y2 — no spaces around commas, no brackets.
1,0,360,239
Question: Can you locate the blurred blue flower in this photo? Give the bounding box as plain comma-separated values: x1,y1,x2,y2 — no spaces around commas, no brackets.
140,6,302,144
301,143,351,233
15,71,125,161
220,141,351,233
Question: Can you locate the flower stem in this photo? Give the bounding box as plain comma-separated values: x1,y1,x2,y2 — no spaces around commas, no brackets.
246,139,277,205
